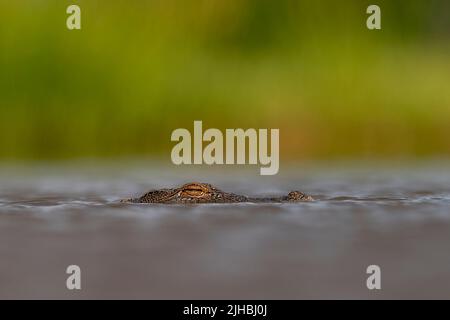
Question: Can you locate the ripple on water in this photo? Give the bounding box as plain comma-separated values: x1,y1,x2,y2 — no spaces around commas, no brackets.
1,164,450,299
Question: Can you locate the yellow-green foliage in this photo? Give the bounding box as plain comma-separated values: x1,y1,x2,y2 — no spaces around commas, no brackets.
1,0,449,159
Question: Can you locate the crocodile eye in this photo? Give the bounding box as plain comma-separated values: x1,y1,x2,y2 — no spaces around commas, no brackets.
181,184,208,198
183,189,204,197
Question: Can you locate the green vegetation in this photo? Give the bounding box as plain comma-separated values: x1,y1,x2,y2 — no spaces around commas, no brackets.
1,0,449,159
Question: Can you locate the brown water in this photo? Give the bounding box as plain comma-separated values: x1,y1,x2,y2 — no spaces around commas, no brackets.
0,161,449,299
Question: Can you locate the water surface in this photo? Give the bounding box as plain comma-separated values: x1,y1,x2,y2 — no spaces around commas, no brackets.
1,161,449,299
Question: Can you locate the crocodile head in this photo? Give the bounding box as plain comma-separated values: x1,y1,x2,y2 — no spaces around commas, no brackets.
123,182,247,204
121,182,312,204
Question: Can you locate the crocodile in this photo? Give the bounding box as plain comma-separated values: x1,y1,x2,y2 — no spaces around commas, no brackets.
120,182,313,204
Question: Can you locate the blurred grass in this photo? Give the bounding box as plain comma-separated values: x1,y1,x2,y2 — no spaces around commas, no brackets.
1,0,449,160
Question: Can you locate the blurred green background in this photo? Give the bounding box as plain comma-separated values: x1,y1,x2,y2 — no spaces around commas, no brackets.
1,0,449,160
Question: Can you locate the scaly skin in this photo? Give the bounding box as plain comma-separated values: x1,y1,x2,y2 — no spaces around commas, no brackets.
121,182,313,204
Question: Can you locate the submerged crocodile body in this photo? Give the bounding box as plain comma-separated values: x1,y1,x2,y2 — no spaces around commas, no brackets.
121,182,313,204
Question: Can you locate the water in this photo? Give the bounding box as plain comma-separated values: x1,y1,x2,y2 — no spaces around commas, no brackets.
1,161,449,299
